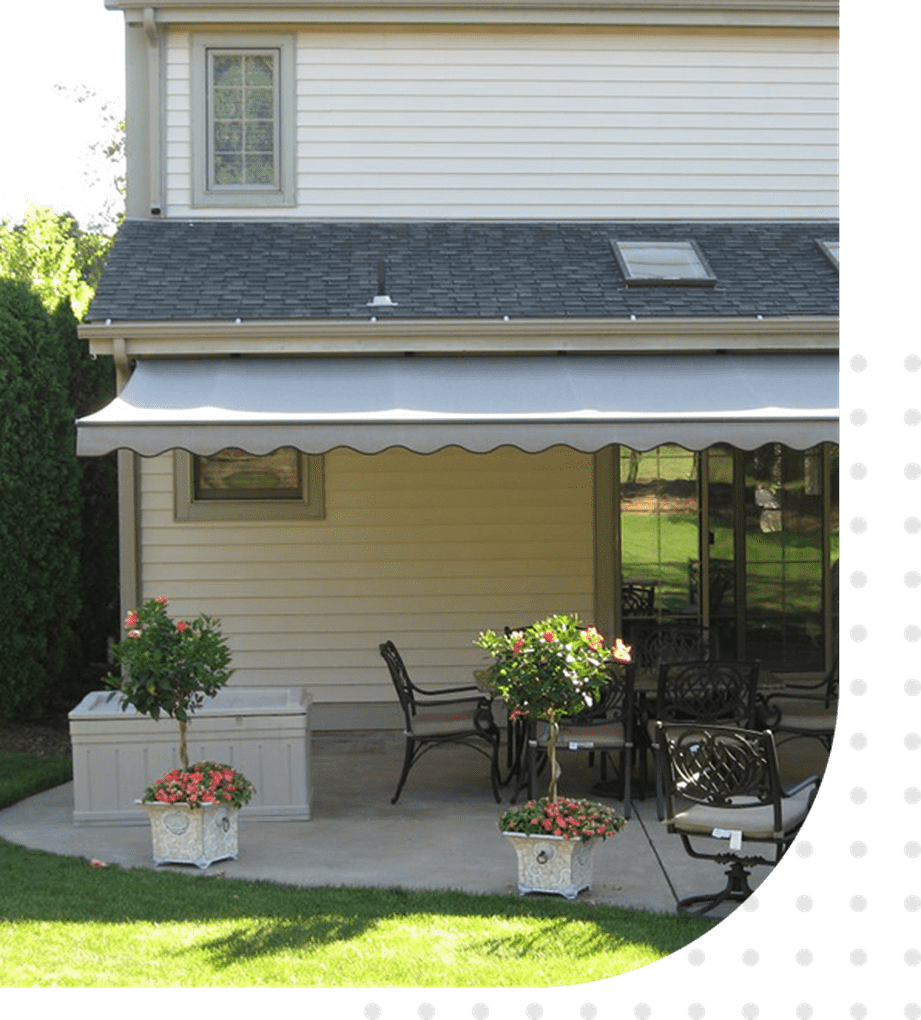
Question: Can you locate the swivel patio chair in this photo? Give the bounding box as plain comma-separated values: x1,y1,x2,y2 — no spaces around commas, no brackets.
380,641,502,804
647,659,760,818
762,655,838,753
657,721,820,914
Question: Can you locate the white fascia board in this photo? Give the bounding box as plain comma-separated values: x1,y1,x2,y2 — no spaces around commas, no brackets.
109,1,838,29
79,316,839,359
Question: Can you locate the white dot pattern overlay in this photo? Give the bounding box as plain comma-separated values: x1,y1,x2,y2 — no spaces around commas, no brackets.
240,16,915,1020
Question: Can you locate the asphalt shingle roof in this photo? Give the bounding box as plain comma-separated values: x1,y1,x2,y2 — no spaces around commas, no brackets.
87,220,839,323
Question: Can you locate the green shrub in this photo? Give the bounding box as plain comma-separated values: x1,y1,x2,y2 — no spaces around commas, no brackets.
0,280,81,719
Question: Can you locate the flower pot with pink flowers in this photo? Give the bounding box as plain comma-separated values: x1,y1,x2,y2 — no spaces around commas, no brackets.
475,613,631,899
105,597,255,868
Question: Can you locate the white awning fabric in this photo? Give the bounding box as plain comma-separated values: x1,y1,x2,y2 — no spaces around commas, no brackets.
76,353,838,457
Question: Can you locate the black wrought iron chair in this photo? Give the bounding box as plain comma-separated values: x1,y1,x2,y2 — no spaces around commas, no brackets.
762,655,838,753
657,722,820,914
380,641,502,804
525,661,636,818
622,583,656,619
647,659,761,818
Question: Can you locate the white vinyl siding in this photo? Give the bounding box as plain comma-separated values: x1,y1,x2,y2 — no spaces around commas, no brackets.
137,447,595,707
163,26,837,220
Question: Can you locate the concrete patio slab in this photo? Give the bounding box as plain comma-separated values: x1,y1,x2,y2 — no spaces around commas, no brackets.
1,731,826,921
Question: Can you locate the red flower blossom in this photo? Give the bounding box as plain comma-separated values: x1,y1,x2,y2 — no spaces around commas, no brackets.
176,620,188,632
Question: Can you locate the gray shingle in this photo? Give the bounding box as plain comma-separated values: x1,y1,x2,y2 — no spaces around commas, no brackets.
87,220,839,323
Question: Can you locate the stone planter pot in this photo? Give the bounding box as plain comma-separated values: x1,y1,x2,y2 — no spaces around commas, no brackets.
503,831,601,900
139,800,240,869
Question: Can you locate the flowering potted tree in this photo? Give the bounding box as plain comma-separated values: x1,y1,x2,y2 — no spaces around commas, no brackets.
105,597,254,868
476,613,631,898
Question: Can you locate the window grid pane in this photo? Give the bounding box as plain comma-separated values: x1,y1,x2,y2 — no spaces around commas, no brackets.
209,50,278,189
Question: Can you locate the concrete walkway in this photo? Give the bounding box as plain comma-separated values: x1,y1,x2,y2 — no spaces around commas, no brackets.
0,731,819,920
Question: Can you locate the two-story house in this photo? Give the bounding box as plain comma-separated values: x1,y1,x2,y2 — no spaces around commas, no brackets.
77,0,839,731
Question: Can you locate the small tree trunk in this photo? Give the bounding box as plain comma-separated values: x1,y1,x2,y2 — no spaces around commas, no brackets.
546,716,561,801
178,718,189,771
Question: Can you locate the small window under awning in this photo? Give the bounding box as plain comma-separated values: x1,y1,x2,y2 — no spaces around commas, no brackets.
75,353,838,457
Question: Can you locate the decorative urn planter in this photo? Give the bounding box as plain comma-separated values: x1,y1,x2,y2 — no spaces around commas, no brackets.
140,800,240,869
503,831,602,900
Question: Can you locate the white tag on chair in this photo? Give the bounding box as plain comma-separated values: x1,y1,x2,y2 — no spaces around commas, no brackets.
569,741,593,750
712,827,743,850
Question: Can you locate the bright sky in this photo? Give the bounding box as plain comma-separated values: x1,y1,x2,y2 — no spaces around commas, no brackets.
1,0,125,229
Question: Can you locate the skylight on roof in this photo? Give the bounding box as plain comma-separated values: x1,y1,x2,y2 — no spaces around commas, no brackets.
611,240,716,286
817,239,839,269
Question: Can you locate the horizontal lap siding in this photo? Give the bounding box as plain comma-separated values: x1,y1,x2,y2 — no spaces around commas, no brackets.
163,26,837,219
138,447,595,704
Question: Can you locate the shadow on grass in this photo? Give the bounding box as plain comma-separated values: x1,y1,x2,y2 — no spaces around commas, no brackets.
1,837,716,972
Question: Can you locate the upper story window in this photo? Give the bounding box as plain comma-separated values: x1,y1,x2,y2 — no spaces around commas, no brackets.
611,240,717,286
192,34,295,208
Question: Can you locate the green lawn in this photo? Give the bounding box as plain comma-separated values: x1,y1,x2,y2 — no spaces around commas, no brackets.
0,753,717,987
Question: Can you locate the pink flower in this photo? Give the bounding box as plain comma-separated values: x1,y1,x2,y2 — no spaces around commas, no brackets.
512,639,525,654
125,611,139,627
155,596,169,605
127,629,142,639
542,632,556,643
176,620,188,632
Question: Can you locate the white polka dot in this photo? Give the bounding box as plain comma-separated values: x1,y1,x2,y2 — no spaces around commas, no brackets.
906,733,921,750
796,1006,814,1020
906,463,921,480
850,571,867,587
850,733,867,750
906,1005,921,1020
850,787,868,804
907,517,921,534
419,1004,436,1020
850,1006,868,1020
741,1006,759,1020
850,679,867,695
851,463,868,479
850,841,868,858
850,409,868,425
364,1006,382,1020
579,1006,598,1020
741,949,759,966
796,895,813,911
742,894,760,911
633,1006,651,1020
906,949,921,966
844,942,868,966
796,949,814,966
688,949,705,966
906,788,921,805
796,841,814,858
906,679,921,696
907,572,921,587
906,895,921,912
907,842,921,859
851,517,868,533
472,1005,490,1020
850,895,868,911
907,626,921,642
906,409,921,426
906,355,921,371
688,1004,705,1020
851,354,868,371
525,1005,543,1020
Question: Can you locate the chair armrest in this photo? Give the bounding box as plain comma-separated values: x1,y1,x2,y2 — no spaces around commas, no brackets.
412,681,481,697
784,774,820,798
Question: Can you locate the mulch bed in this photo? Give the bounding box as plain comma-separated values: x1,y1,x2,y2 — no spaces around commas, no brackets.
0,718,73,757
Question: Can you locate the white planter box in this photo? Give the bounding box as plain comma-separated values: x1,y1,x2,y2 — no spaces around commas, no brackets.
140,801,239,869
68,687,311,826
503,831,601,900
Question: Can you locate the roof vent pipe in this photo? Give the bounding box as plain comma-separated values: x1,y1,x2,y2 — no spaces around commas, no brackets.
367,260,398,307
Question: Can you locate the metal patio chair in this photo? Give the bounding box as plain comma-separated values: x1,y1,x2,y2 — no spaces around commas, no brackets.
657,721,820,914
380,641,502,804
762,655,838,753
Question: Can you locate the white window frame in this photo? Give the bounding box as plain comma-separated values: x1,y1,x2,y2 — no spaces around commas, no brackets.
190,33,295,208
174,450,324,521
610,240,717,287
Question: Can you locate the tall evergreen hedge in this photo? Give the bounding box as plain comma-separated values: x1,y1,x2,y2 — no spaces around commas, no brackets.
0,280,82,719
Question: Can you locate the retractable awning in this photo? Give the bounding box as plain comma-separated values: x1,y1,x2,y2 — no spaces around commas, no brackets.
76,353,838,457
